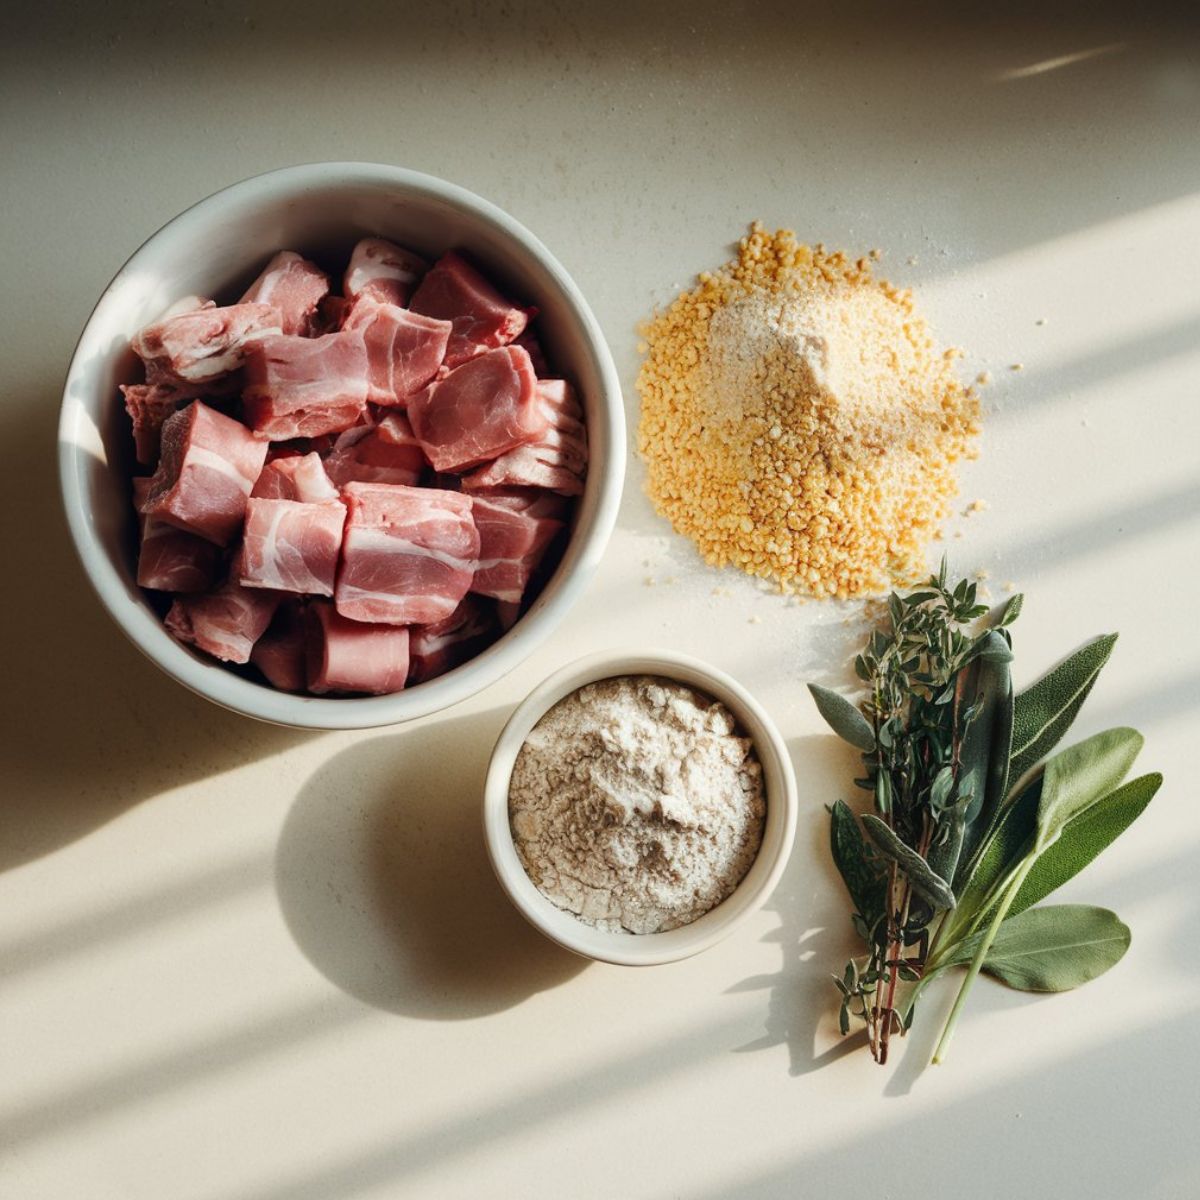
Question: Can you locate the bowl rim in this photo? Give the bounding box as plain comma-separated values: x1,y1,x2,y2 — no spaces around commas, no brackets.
482,648,799,966
57,161,626,730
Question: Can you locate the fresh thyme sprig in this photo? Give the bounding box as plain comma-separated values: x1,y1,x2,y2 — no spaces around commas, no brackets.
810,564,1159,1066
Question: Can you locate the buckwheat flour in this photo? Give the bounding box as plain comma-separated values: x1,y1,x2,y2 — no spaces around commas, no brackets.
508,675,765,934
636,224,980,598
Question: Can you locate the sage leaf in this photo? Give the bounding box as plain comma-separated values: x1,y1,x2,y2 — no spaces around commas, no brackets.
998,592,1024,627
1035,727,1143,852
861,814,956,910
808,683,876,752
829,800,886,927
943,777,1040,946
945,905,1131,992
1009,633,1118,786
1007,772,1162,918
954,649,1015,890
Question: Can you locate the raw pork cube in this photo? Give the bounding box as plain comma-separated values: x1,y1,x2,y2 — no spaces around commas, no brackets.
132,477,223,592
462,379,587,496
165,578,281,664
470,488,569,603
133,302,281,384
343,238,428,308
139,401,267,546
335,482,478,625
408,596,497,685
239,251,330,336
344,301,451,405
323,413,426,488
250,600,308,692
243,329,370,440
408,346,546,472
121,381,196,465
306,601,410,695
238,497,346,596
252,451,340,503
409,251,529,367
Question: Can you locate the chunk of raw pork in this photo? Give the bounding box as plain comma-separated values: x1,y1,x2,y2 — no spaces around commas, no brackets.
407,596,497,685
336,483,478,625
238,496,346,596
165,578,281,664
306,601,410,695
239,251,330,336
343,238,428,308
462,379,587,495
251,601,307,692
323,413,426,488
121,381,196,465
470,488,569,603
409,251,529,367
243,329,370,440
133,302,281,384
344,301,451,405
132,477,223,592
139,401,267,546
252,451,340,503
407,346,545,472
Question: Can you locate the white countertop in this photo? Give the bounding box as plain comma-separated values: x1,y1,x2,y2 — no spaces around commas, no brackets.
3,6,1198,1197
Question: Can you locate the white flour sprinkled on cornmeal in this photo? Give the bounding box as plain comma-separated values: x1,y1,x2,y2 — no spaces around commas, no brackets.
636,224,980,598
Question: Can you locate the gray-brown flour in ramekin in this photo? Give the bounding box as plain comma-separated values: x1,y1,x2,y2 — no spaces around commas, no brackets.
508,675,766,934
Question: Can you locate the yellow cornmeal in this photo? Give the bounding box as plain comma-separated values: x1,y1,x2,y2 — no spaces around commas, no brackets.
636,224,980,598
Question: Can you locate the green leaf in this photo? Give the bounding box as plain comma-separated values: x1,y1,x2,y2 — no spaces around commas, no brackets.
1035,727,1143,852
962,628,1014,668
947,905,1131,992
1009,634,1118,786
998,593,1024,627
829,800,886,926
950,776,1041,930
1008,773,1161,918
808,683,876,752
861,814,956,910
954,654,1015,890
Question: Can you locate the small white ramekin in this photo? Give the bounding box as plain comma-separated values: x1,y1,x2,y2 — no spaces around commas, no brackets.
483,650,798,966
58,162,625,729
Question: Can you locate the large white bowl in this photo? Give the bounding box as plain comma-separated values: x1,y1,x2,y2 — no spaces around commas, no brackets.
58,163,625,729
483,650,799,966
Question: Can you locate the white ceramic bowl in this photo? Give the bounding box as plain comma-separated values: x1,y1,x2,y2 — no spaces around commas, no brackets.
483,650,798,966
58,163,625,729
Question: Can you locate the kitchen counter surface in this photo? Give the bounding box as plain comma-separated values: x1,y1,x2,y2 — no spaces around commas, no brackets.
3,5,1198,1197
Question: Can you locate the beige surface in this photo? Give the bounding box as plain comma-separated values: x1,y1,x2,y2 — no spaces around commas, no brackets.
3,5,1199,1197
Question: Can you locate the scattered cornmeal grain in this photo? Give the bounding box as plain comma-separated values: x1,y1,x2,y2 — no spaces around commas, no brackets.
635,224,980,598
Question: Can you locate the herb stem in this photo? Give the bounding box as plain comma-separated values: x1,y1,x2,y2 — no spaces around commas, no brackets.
931,855,1034,1065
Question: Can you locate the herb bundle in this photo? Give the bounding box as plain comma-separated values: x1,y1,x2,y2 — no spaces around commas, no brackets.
810,564,1160,1065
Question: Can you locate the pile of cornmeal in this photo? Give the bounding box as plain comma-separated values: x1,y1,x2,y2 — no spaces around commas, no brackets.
636,224,980,598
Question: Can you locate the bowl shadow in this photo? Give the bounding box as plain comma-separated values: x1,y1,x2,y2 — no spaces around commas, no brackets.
1,383,313,875
274,708,587,1017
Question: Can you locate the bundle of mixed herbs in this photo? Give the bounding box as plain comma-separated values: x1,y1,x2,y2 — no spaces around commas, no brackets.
809,563,1160,1065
